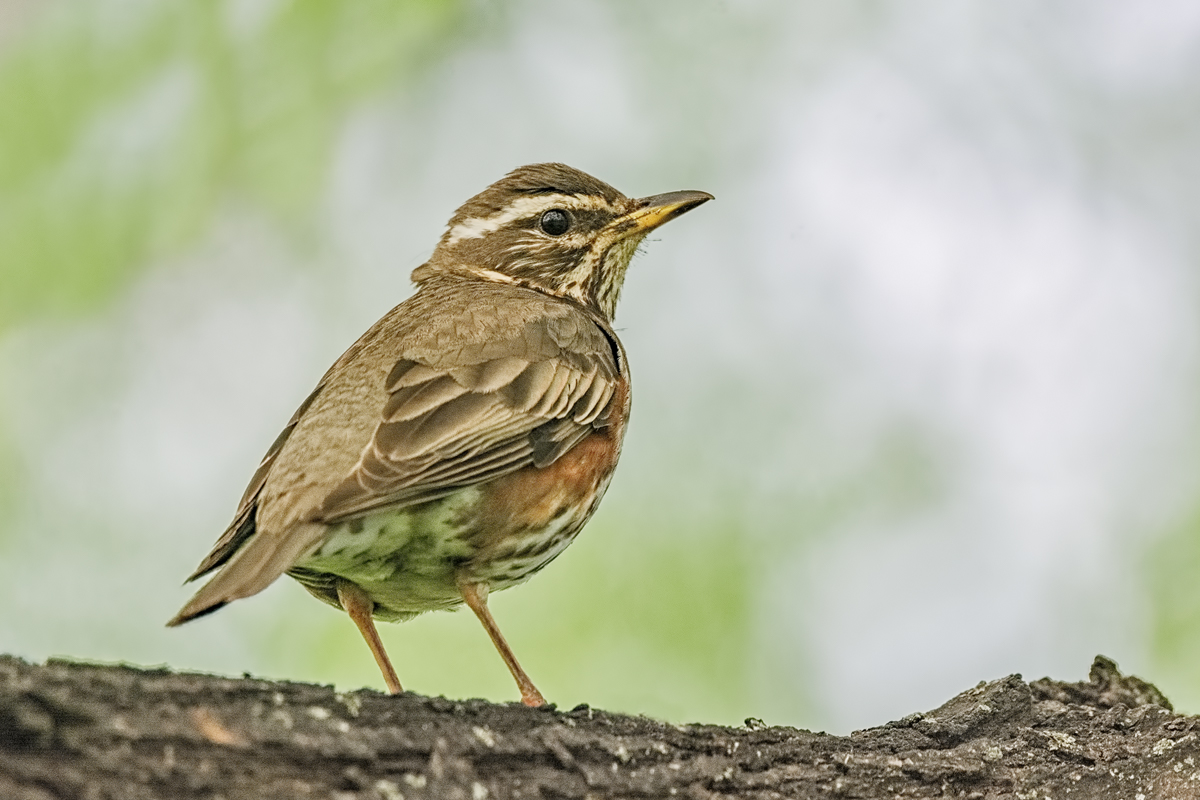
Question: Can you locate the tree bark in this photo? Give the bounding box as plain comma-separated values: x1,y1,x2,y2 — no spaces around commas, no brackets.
1,653,1194,799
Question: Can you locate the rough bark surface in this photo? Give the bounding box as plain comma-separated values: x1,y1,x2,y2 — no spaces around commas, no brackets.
1,654,1195,799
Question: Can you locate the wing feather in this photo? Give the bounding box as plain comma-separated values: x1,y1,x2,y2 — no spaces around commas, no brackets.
315,345,617,522
383,375,470,421
447,357,530,392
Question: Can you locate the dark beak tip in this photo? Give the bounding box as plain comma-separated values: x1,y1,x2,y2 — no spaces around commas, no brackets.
669,191,714,220
639,189,715,210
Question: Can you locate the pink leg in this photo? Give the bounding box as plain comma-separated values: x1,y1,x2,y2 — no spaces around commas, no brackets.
337,580,403,695
458,579,545,707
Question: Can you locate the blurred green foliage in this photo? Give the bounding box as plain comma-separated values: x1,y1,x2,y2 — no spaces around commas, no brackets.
0,0,464,649
0,0,463,328
1147,514,1200,712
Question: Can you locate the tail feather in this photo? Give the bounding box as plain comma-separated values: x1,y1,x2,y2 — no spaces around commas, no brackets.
167,522,326,627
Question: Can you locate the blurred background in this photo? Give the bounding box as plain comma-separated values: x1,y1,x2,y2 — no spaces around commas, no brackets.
2,0,1200,733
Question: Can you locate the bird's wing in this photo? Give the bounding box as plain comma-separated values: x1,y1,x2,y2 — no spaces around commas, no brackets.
312,320,620,522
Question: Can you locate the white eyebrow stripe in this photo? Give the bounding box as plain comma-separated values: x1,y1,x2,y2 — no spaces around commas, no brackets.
445,193,615,245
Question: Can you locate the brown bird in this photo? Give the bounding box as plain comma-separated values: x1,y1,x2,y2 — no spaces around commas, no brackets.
168,163,711,706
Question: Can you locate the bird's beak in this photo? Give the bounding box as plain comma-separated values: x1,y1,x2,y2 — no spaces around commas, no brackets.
614,189,714,236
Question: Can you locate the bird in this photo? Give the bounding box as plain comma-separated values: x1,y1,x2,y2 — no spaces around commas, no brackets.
168,163,712,706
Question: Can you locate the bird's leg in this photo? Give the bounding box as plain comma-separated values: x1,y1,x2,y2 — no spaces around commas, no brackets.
336,579,403,695
457,578,545,707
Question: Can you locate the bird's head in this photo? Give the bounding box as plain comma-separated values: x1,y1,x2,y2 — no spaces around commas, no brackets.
416,163,712,320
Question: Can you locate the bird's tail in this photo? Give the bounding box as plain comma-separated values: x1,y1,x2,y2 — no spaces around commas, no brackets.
167,522,326,627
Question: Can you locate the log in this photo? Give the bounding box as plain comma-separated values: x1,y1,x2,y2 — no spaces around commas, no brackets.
0,654,1194,799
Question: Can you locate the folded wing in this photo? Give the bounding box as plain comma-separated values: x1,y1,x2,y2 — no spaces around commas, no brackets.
314,344,617,521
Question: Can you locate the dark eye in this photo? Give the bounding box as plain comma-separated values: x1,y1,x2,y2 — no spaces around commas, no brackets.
539,209,570,236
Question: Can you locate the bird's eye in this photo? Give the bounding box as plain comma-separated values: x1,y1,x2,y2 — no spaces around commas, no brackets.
539,209,570,236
